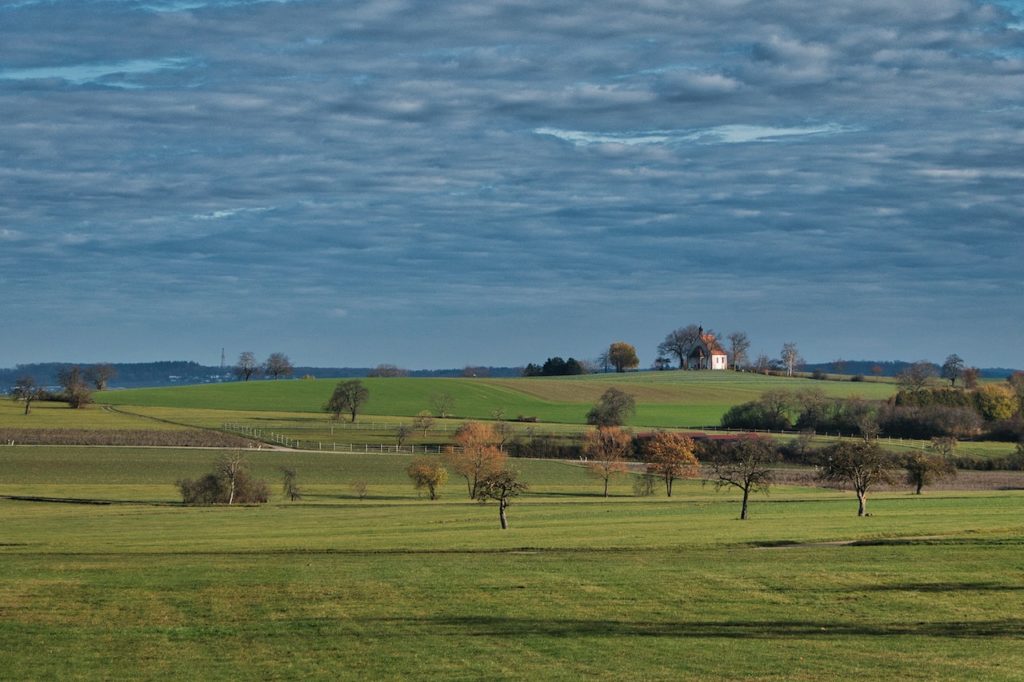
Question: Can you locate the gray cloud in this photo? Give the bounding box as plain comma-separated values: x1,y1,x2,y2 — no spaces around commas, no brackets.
0,0,1022,368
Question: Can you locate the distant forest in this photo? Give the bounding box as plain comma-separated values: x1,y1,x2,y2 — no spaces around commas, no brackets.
0,359,1016,391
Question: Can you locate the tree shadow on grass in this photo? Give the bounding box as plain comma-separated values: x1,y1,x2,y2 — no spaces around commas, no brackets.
361,615,1024,639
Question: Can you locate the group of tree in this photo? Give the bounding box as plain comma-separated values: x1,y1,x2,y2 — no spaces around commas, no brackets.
233,352,295,381
522,356,587,377
401,420,528,528
654,325,754,371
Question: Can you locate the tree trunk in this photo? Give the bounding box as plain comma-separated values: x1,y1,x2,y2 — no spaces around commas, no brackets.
603,477,609,497
665,476,673,497
915,480,923,495
857,490,867,516
23,400,31,415
350,409,357,423
740,486,750,520
499,499,508,529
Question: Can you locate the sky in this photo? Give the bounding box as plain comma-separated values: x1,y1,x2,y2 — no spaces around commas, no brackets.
1,0,1023,370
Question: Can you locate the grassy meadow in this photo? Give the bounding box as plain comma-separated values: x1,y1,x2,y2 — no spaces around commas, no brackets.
96,371,897,428
2,444,1024,679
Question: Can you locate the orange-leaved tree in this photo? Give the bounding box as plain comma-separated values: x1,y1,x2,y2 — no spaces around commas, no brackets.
644,431,699,497
582,426,632,497
447,421,506,498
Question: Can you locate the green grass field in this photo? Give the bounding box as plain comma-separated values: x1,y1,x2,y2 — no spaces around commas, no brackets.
95,371,898,428
2,444,1024,679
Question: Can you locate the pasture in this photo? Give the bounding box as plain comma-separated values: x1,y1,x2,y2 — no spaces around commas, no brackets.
95,371,898,428
2,445,1024,679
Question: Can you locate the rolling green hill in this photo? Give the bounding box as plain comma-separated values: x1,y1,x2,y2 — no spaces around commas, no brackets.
96,371,896,428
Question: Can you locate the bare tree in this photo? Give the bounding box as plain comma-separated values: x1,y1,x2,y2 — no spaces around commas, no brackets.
264,352,294,380
644,431,699,497
85,363,117,390
754,354,772,375
607,341,639,373
11,376,45,415
368,364,408,377
475,468,528,529
279,466,301,501
177,454,268,505
406,457,448,500
962,367,981,390
57,366,93,409
658,325,702,369
780,342,801,377
413,410,435,437
898,361,937,393
234,352,261,381
904,442,957,494
818,441,899,516
325,380,370,422
351,480,369,500
706,435,780,519
430,392,455,418
727,332,751,371
582,426,632,497
395,423,413,446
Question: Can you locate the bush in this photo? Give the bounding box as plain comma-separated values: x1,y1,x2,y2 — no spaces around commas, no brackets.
177,455,269,505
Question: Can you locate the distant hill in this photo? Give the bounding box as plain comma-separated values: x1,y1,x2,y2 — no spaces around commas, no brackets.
0,361,524,389
800,360,1018,379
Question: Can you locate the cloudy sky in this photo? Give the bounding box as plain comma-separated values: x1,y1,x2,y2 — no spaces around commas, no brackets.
1,0,1022,369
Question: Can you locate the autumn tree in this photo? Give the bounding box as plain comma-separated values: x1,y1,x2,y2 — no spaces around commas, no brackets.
582,426,632,497
85,363,117,390
264,352,294,380
475,468,528,529
607,341,639,373
904,441,957,494
368,364,408,377
57,366,93,409
447,421,506,498
234,351,261,381
10,376,45,415
644,431,698,497
818,441,899,516
780,342,801,377
406,457,448,500
706,435,780,520
961,367,981,390
586,387,636,427
727,331,751,371
325,380,370,422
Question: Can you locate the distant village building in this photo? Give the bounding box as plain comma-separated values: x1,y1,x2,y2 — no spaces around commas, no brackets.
687,327,728,370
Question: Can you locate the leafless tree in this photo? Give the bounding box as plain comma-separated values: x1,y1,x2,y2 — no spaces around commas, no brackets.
586,387,636,427
475,468,528,529
727,332,751,371
57,366,93,408
368,364,408,377
658,325,702,369
754,354,772,375
234,351,261,381
818,441,899,516
780,342,801,377
941,354,965,387
413,410,435,437
85,363,117,390
430,392,455,418
264,352,294,380
279,466,301,501
395,423,413,446
898,361,937,393
11,376,45,415
706,435,780,519
351,480,369,500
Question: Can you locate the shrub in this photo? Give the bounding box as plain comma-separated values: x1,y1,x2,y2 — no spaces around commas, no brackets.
177,455,269,505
